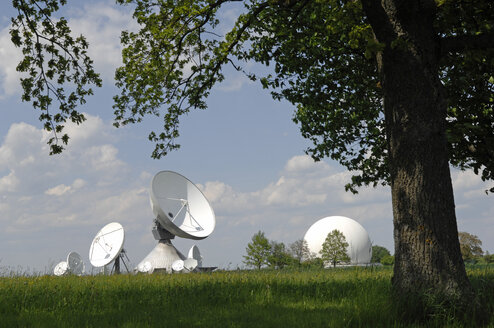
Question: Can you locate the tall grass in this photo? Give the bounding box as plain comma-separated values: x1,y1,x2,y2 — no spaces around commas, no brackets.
0,266,492,327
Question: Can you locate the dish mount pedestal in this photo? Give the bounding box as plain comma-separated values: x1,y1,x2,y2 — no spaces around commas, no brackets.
136,220,186,273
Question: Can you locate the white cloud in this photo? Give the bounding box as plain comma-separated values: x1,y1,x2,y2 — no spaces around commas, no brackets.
0,122,45,169
62,115,108,146
284,155,321,173
0,113,131,224
452,169,491,199
44,178,86,196
72,178,86,190
0,25,23,97
217,71,253,92
45,184,71,196
200,155,392,239
67,2,138,82
0,170,19,193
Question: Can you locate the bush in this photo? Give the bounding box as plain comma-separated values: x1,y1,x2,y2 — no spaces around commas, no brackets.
381,255,395,266
371,245,391,263
301,257,324,269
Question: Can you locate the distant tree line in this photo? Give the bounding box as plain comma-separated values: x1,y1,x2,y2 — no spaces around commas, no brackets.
244,230,381,270
458,231,494,265
242,231,321,270
371,245,395,266
243,230,491,270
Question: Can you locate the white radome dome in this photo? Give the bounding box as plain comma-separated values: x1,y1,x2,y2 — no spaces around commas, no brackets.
304,216,372,265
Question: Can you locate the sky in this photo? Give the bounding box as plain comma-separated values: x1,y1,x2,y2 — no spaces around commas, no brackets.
0,1,492,274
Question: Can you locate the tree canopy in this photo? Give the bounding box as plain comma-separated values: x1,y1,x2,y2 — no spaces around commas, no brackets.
267,241,292,269
11,0,102,155
320,229,350,268
458,231,483,261
243,230,271,270
371,245,391,264
289,238,312,264
12,1,493,192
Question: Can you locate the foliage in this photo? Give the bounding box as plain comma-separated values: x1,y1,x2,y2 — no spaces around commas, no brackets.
289,238,312,264
472,253,494,264
485,252,494,264
319,229,350,268
243,231,271,270
371,245,391,263
381,255,395,266
267,241,292,269
458,231,484,261
108,0,493,193
10,0,102,154
300,257,324,270
0,267,492,327
436,0,494,193
13,2,493,192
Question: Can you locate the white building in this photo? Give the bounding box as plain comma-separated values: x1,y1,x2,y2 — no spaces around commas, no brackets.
304,216,372,265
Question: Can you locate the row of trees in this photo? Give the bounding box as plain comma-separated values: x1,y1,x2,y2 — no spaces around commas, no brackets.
243,230,367,270
244,230,490,269
243,231,311,270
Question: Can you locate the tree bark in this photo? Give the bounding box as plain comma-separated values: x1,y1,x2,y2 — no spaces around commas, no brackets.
361,0,474,305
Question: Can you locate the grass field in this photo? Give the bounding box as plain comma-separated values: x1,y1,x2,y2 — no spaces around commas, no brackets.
0,266,492,327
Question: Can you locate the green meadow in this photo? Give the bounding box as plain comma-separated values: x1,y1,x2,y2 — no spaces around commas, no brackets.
0,266,492,328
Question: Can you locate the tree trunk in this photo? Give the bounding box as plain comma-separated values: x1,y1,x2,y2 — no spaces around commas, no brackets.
361,0,474,306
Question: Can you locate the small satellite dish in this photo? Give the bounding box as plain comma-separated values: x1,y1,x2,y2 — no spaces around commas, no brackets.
137,261,154,274
89,222,125,268
188,245,203,267
150,171,215,240
54,261,68,276
183,258,198,272
171,259,184,272
67,251,84,275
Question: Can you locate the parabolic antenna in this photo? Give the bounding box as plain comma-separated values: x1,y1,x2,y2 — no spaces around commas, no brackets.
67,251,85,275
188,245,203,267
89,222,125,268
183,258,198,272
54,261,68,276
150,171,215,240
137,261,154,274
171,259,184,272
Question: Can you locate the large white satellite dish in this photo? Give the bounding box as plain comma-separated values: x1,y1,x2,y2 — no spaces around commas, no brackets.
136,171,216,273
89,222,128,273
54,261,68,276
150,171,215,240
67,251,85,275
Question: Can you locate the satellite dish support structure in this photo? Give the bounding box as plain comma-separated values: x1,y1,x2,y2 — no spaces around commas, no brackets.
136,171,216,273
112,248,130,274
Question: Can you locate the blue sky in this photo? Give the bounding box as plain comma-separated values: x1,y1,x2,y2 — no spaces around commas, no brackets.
0,1,492,273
